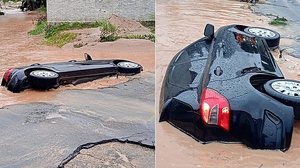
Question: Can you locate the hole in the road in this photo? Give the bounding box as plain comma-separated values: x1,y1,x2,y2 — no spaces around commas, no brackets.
58,139,155,168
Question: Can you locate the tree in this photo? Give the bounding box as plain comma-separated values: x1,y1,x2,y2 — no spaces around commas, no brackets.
20,0,46,11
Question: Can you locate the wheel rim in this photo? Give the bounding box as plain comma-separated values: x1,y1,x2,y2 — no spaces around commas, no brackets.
271,80,300,97
118,62,139,68
31,70,58,78
248,28,276,38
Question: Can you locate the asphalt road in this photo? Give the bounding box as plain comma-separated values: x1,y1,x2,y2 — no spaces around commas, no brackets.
0,73,155,168
252,0,300,57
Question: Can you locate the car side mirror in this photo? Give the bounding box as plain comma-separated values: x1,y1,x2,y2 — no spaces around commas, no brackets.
204,24,214,40
84,53,93,61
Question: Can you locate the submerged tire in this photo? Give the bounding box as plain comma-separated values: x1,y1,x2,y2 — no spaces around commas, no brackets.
244,27,280,49
28,70,59,90
117,61,142,74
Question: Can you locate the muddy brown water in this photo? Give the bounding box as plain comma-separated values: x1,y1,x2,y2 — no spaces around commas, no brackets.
156,0,300,167
0,11,154,107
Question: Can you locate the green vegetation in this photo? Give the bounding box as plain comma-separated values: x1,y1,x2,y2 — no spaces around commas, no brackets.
44,21,108,38
20,0,46,11
28,20,47,35
29,19,155,47
36,6,46,13
140,21,155,33
29,20,119,47
99,20,118,42
269,17,288,26
45,32,77,48
124,34,155,42
2,0,22,2
0,11,4,15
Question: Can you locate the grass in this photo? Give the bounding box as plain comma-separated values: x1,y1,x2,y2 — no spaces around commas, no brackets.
45,32,77,47
28,20,47,35
269,17,288,26
44,21,109,38
140,21,155,33
36,6,47,13
2,0,22,2
29,20,118,47
123,34,155,42
99,21,118,42
29,19,155,47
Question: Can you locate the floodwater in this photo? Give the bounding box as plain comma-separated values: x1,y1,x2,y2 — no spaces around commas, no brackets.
0,10,154,107
156,0,300,167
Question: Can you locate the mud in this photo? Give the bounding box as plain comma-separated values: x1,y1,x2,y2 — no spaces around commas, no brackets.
0,11,154,107
156,0,300,167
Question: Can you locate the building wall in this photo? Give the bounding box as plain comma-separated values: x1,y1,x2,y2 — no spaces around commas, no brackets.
47,0,155,22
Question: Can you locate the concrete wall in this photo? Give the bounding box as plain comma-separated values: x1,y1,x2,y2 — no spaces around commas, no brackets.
47,0,155,22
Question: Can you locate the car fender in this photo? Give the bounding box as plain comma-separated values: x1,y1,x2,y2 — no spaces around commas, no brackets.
229,91,294,151
7,70,29,93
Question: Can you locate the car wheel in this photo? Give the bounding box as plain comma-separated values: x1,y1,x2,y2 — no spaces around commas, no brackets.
117,61,142,74
264,79,300,104
28,70,59,90
244,27,280,49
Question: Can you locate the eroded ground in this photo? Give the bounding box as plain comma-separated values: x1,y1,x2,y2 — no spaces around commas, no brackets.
156,0,300,167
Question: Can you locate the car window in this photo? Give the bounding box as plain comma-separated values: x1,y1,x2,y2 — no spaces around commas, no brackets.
256,39,276,72
222,31,275,72
173,40,210,65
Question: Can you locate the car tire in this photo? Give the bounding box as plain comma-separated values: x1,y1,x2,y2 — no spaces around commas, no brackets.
117,61,142,74
244,27,280,49
28,70,59,90
264,79,300,119
264,79,300,105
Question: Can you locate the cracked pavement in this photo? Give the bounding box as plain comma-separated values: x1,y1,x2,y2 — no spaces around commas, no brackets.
65,142,154,168
0,73,155,168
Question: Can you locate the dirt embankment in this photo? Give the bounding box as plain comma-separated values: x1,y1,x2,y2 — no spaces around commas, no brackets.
0,12,154,107
63,15,153,49
156,0,300,167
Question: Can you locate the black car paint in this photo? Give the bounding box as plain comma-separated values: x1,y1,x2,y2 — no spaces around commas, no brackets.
159,25,294,151
2,59,141,93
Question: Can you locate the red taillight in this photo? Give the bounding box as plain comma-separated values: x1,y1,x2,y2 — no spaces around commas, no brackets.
3,68,13,82
200,88,230,131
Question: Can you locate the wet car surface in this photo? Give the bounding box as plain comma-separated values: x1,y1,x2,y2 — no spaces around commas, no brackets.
159,24,298,151
156,0,300,167
1,54,143,93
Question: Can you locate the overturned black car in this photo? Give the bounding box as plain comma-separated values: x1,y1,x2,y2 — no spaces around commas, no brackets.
159,24,300,151
1,54,142,93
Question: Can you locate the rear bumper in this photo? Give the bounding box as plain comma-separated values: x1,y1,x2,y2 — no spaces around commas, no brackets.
2,70,29,93
160,91,294,151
